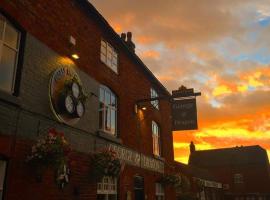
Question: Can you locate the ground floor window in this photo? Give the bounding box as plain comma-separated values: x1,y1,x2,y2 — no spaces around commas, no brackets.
97,176,117,200
0,159,7,200
155,183,165,200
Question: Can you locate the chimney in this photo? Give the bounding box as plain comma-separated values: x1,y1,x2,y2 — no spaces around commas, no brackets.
120,33,126,41
126,32,135,52
190,141,196,154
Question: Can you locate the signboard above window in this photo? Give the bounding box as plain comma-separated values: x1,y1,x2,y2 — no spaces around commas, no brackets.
100,39,118,73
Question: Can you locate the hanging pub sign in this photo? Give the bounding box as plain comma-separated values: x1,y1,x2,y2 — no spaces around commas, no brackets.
49,67,87,125
172,98,198,131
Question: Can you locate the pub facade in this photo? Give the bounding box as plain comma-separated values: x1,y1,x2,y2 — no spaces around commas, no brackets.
0,0,176,200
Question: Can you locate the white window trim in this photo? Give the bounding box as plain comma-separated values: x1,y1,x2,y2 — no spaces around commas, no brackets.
155,182,165,199
0,159,7,200
99,85,117,136
234,173,243,184
150,88,159,110
152,121,161,157
97,176,117,195
100,39,118,74
0,14,21,94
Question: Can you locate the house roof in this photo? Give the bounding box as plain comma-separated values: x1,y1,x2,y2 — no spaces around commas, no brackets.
189,145,269,168
76,0,171,96
174,161,219,182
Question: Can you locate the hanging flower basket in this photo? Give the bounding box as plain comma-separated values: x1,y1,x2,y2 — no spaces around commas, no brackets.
90,148,122,181
26,128,71,188
160,173,182,187
160,173,190,192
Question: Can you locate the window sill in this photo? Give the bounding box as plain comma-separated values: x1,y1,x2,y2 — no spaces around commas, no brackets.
0,90,21,107
97,130,122,144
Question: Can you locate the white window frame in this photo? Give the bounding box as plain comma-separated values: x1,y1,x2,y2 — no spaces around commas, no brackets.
99,85,117,136
97,176,117,200
0,13,20,94
0,159,7,200
150,88,159,109
234,173,243,184
152,121,161,157
100,39,118,73
155,182,165,200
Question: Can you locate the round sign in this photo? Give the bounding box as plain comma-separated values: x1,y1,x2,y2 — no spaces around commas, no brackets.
49,67,86,125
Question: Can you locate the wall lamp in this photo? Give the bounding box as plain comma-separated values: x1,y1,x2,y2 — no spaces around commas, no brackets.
69,36,79,60
134,103,147,113
71,53,79,60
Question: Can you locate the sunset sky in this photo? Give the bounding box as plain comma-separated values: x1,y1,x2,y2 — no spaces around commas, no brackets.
90,0,270,163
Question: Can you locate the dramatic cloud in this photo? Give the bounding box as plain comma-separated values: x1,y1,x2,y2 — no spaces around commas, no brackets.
90,0,270,163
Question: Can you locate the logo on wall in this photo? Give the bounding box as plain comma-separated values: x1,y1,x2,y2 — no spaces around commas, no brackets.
49,67,87,125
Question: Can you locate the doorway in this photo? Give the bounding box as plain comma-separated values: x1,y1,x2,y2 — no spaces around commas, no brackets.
134,176,144,200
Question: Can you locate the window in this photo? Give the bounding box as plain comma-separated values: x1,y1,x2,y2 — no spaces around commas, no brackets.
99,85,117,135
152,121,161,156
0,13,20,94
0,160,7,200
234,173,243,184
100,39,118,73
155,183,165,200
150,88,159,109
97,176,117,200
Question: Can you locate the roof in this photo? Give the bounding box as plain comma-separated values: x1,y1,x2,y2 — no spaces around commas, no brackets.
189,145,269,168
76,0,171,96
174,161,220,182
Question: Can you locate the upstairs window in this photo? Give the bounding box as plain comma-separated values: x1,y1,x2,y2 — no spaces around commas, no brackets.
234,173,243,184
0,159,7,200
0,14,21,94
100,39,118,73
152,121,161,156
155,182,165,200
99,85,117,136
150,88,159,109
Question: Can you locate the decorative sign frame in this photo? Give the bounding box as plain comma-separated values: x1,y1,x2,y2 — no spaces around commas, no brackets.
49,67,86,125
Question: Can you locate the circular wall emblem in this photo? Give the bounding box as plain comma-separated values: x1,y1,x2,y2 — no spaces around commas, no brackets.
49,67,86,125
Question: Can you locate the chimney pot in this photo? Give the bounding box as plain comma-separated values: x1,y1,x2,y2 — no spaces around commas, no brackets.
120,33,126,41
126,31,135,52
190,141,196,154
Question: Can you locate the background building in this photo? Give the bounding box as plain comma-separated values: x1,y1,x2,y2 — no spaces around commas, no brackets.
189,143,270,200
0,0,175,199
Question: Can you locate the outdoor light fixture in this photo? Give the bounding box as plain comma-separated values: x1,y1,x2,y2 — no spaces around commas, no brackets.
69,36,79,60
134,104,147,113
141,106,147,110
71,54,79,60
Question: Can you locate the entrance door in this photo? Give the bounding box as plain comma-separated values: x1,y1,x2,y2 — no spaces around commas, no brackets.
134,176,144,200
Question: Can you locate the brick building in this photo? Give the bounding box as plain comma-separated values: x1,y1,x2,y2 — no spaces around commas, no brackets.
0,1,176,200
174,161,224,200
189,143,270,200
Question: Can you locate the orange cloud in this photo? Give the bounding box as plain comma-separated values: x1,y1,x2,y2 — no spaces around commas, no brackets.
140,50,160,59
212,85,233,96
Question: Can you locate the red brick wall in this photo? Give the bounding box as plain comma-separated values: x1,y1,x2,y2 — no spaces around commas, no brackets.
0,0,175,199
207,165,270,194
0,0,173,162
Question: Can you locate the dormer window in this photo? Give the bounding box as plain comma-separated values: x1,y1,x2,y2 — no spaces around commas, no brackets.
100,39,118,73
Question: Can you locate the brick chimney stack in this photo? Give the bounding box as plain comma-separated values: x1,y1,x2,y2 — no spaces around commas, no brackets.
120,33,126,41
119,32,135,52
190,141,196,154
